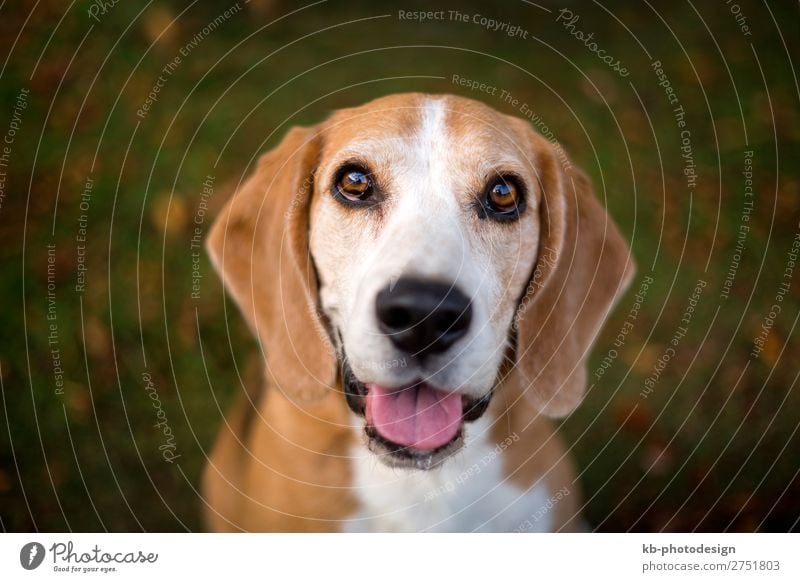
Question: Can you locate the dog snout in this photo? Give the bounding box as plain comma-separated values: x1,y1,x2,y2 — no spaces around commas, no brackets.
375,277,472,356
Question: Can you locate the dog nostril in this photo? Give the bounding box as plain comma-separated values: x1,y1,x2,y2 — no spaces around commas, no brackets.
434,310,468,333
382,306,413,330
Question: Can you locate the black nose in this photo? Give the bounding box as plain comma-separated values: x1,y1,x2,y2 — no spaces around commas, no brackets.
375,277,472,356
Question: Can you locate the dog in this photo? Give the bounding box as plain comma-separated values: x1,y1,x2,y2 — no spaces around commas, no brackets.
202,93,634,532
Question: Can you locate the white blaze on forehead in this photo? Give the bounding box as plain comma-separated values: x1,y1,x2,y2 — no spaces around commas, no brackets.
418,98,449,169
374,98,474,283
349,98,473,290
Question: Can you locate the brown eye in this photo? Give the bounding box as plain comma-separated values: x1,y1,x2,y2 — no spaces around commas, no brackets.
336,168,372,201
488,181,519,210
479,176,525,221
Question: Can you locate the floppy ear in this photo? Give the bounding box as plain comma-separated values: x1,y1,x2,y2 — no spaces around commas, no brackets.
207,125,337,402
512,130,635,417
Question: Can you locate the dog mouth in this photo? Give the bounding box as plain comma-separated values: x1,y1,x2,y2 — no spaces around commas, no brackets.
343,362,493,470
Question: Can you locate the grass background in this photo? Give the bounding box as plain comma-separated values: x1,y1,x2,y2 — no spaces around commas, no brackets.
1,0,798,531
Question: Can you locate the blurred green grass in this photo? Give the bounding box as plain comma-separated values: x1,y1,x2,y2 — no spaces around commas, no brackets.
0,0,798,531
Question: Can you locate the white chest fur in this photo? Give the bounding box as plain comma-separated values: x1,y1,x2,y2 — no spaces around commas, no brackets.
343,416,553,532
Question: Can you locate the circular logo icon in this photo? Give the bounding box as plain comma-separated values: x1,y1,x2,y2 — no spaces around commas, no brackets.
20,542,45,570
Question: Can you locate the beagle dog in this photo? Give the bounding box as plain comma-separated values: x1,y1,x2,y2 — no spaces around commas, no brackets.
202,93,634,532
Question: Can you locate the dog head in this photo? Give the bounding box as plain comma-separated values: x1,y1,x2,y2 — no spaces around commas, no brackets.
207,93,634,470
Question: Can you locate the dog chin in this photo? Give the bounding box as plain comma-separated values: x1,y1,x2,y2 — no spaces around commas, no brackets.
342,360,493,470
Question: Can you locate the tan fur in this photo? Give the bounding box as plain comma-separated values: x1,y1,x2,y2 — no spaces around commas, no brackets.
203,93,633,532
205,125,337,402
508,125,635,416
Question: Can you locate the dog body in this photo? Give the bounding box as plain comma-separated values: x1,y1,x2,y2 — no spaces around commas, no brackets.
202,93,633,532
203,373,580,532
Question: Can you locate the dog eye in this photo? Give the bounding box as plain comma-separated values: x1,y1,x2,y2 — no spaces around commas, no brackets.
482,176,525,220
335,168,373,202
488,181,518,209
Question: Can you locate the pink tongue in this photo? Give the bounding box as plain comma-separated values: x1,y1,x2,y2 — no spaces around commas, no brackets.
365,383,463,450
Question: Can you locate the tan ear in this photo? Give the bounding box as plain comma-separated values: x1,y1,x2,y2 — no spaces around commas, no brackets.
512,131,635,417
207,125,336,402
